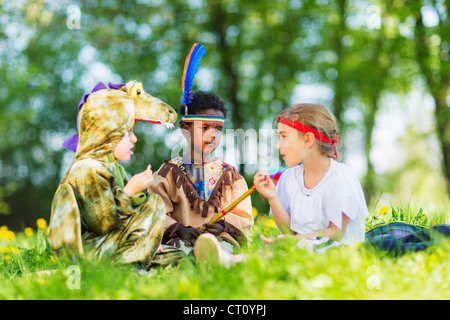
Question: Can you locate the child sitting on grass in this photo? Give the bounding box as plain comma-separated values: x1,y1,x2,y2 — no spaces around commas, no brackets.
48,81,185,269
254,103,368,251
194,103,368,265
150,91,254,256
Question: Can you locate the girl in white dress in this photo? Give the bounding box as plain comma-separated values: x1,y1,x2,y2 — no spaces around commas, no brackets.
254,103,368,252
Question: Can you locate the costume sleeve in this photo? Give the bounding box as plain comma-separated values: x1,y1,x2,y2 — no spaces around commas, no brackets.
149,167,178,229
48,183,84,256
74,164,134,235
324,171,368,230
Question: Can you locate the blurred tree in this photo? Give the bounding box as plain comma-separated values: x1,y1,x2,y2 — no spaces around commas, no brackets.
412,0,449,197
351,0,400,201
0,1,86,228
209,1,308,173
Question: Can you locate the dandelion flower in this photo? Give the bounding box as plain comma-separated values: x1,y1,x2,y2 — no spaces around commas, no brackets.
50,255,57,264
265,218,276,228
3,254,11,262
378,207,390,216
0,226,8,238
36,218,47,229
5,230,15,241
8,246,20,254
252,207,258,218
24,227,33,237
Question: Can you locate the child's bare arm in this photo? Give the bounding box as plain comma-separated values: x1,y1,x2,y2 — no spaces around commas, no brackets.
261,213,350,245
253,170,292,233
267,196,292,234
296,213,350,242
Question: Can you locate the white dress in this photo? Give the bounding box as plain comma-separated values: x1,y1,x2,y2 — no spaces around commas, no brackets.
272,159,368,246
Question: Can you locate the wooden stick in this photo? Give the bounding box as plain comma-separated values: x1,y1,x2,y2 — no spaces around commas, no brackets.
199,185,256,231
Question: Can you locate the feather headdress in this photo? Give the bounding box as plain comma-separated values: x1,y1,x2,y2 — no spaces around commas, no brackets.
180,43,207,114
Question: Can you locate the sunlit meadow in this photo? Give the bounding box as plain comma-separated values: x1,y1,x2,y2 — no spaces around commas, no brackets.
1,205,449,300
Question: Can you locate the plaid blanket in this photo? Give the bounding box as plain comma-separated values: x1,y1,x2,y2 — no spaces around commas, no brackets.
365,222,450,256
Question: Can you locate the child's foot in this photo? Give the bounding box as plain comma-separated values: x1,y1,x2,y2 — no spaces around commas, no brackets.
194,233,232,267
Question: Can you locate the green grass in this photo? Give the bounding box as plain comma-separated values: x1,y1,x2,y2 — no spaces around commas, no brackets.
1,205,449,300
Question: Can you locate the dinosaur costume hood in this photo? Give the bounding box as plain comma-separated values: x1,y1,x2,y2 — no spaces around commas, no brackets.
65,80,177,160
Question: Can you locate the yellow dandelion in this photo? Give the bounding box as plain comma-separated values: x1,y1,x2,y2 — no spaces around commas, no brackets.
36,218,47,229
50,255,57,264
5,230,15,241
8,246,20,254
252,207,258,218
3,254,11,262
0,226,8,238
265,218,276,228
378,207,390,216
24,227,33,237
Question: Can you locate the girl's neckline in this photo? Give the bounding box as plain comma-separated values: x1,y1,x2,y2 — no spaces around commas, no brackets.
296,158,334,196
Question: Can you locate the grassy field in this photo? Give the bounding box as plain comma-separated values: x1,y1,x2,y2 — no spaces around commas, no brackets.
1,205,449,300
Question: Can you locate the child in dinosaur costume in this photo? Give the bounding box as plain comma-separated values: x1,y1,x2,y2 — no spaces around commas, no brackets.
47,80,185,269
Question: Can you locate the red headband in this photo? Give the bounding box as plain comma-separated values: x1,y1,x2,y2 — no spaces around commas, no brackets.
278,117,339,160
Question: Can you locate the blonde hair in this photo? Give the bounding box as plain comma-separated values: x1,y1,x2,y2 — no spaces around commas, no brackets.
273,103,339,160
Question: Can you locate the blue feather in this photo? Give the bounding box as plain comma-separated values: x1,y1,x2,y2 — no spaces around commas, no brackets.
181,43,207,106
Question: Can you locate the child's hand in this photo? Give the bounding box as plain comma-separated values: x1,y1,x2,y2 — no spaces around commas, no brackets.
253,170,277,201
177,224,202,246
259,234,286,244
202,223,224,236
123,164,153,197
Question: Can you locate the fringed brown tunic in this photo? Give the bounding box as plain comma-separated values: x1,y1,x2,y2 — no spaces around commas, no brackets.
150,157,254,248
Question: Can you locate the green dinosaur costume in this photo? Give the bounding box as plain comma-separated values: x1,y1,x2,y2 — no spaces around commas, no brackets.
48,80,185,268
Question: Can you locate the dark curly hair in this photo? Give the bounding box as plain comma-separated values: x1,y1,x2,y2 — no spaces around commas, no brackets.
180,91,228,118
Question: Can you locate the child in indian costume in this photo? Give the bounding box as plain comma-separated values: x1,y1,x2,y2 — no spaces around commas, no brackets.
149,44,253,256
47,81,185,269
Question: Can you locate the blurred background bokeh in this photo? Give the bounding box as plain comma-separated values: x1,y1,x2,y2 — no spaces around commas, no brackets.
0,0,449,230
